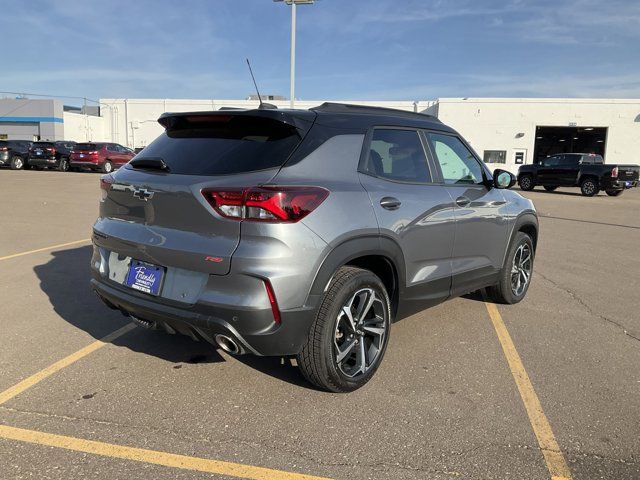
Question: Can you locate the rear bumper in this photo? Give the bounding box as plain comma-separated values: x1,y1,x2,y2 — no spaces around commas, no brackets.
608,180,638,190
70,159,100,168
28,156,57,166
90,247,317,356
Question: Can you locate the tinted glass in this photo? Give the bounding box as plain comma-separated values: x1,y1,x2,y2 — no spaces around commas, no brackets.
543,156,562,167
136,115,301,176
365,129,431,183
427,133,484,185
562,154,581,166
76,143,100,151
32,142,55,148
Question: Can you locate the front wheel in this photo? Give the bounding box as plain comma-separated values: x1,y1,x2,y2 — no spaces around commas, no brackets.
487,231,534,304
518,175,535,191
297,266,391,392
543,186,558,192
606,190,623,197
580,178,599,196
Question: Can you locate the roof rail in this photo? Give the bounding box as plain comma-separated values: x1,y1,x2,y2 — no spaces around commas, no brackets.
311,102,437,120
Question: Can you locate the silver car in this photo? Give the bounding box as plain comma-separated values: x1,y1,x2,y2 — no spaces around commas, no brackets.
91,103,538,392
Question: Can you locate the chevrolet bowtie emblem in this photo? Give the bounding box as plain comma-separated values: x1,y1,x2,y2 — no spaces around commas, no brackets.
132,187,154,201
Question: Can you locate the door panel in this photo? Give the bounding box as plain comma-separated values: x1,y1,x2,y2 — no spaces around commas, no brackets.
424,132,510,296
359,128,456,312
359,173,456,306
445,185,509,296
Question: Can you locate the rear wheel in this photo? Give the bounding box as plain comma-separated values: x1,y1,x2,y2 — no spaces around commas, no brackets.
487,231,534,305
606,190,623,197
543,186,558,192
580,178,599,196
518,175,535,191
58,158,69,172
102,161,113,174
10,156,24,170
297,266,391,392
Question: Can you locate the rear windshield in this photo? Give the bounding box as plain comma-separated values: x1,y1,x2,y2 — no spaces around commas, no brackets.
33,142,55,148
134,115,301,175
75,143,100,151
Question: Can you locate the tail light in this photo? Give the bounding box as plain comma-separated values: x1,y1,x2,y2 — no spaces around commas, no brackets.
47,148,56,155
263,279,281,325
611,167,618,178
202,186,329,223
100,174,114,200
0,146,7,152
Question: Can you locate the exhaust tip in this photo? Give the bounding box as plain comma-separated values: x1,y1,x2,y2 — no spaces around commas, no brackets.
215,334,241,355
130,315,156,329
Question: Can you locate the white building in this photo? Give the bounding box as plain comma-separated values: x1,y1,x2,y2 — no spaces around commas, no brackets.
60,97,640,174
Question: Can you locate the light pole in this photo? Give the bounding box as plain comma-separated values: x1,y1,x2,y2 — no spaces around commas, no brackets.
274,0,315,109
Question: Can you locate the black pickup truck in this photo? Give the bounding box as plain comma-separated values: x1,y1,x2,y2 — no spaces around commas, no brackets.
517,153,639,197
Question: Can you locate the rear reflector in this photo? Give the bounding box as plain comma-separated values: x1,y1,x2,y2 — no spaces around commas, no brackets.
611,166,618,178
202,186,329,223
263,279,281,325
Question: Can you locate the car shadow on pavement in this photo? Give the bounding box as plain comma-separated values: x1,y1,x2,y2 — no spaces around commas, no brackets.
35,245,312,388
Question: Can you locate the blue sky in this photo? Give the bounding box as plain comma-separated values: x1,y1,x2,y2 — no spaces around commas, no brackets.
2,0,639,105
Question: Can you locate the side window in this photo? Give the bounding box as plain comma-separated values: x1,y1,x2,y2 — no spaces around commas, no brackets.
563,154,580,166
365,129,432,183
543,155,561,167
427,133,484,185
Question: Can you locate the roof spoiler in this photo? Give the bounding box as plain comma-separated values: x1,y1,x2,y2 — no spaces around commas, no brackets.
157,109,317,135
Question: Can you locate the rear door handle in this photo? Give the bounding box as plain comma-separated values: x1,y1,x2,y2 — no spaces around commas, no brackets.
380,197,401,210
455,196,471,207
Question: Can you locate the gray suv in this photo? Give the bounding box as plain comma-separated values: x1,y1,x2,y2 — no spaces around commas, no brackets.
91,103,538,392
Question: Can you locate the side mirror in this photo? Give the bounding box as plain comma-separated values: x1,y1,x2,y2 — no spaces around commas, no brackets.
493,169,516,189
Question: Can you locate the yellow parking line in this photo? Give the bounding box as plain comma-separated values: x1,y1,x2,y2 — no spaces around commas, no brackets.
0,238,91,262
0,323,136,405
0,425,332,480
483,294,572,480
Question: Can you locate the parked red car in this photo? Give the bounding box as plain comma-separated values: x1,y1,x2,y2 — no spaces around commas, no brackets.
69,143,135,173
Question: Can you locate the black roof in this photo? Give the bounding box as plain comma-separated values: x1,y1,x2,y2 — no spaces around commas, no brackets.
158,102,451,135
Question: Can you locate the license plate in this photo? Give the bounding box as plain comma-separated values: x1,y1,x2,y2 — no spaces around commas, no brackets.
124,260,165,295
626,181,632,187
36,151,42,155
79,154,85,158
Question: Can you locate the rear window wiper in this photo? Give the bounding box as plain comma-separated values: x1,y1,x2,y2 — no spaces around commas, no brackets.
129,157,170,172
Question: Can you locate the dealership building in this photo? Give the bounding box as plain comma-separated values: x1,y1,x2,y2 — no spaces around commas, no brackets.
2,96,639,173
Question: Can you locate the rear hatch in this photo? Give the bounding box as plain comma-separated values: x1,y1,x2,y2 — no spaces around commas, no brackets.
94,110,316,276
71,143,100,161
30,141,56,158
614,164,640,182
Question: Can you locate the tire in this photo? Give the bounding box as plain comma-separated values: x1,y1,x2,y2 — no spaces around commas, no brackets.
102,161,113,174
58,158,69,172
487,231,534,305
580,178,599,197
297,266,391,393
543,186,558,192
518,175,535,191
10,155,24,170
606,190,623,197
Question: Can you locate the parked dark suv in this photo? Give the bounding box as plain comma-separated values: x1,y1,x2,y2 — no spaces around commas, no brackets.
91,103,538,392
27,141,77,171
0,140,33,169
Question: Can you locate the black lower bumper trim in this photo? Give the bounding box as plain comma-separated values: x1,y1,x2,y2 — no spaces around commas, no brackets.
91,278,317,356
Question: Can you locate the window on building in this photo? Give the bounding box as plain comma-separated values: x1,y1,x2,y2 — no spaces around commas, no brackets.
483,150,507,164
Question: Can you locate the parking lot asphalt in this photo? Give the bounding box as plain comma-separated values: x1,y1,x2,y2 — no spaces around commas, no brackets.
1,169,638,480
